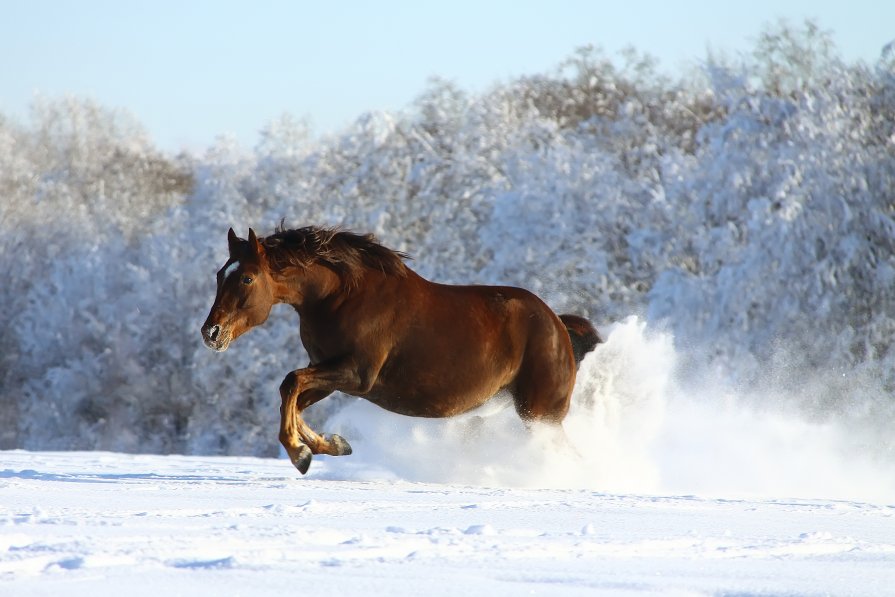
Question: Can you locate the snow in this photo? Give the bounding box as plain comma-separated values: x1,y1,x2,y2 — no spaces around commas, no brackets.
4,320,895,595
3,450,894,596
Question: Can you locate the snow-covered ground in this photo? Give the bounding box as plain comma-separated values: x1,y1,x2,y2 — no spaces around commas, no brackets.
3,321,895,595
2,450,894,596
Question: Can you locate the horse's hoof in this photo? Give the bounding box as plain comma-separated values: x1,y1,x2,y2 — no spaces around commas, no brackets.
327,434,353,456
292,444,313,475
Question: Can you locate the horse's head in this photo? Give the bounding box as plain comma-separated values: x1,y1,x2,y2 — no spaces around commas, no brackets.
201,228,277,352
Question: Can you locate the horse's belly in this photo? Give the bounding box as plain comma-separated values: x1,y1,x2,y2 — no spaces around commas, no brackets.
363,376,507,418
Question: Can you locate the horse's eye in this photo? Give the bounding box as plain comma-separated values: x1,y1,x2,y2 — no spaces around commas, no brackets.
241,275,254,286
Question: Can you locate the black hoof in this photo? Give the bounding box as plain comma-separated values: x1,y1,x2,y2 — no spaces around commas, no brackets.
327,434,353,456
292,444,313,475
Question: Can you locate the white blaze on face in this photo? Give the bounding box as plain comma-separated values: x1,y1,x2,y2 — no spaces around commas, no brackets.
223,260,240,281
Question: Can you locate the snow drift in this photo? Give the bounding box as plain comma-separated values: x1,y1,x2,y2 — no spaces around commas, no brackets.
321,318,895,503
4,449,894,596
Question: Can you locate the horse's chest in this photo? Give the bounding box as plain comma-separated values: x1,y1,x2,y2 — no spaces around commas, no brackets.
300,333,333,364
299,322,352,364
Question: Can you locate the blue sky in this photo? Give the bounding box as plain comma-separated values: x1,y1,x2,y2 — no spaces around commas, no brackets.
2,1,891,151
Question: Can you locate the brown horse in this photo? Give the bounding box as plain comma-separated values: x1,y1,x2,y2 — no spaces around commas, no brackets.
201,226,601,474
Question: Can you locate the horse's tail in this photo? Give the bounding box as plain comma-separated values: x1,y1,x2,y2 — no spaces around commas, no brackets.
559,314,602,368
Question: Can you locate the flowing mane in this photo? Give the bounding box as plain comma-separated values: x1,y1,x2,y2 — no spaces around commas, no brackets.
261,225,409,285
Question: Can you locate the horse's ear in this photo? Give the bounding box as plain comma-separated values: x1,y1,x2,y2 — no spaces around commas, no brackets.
227,227,240,256
247,228,265,259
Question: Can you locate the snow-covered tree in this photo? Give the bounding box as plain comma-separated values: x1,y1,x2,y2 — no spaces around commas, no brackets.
2,21,893,454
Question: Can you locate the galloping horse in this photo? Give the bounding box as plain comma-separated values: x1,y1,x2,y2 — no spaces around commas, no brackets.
201,226,601,474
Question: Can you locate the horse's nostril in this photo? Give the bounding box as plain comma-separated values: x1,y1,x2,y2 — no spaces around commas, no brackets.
208,325,220,341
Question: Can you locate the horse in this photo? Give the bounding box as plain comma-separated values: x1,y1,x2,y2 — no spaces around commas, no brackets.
201,226,601,474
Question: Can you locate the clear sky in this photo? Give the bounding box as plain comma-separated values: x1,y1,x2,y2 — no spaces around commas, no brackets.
2,1,891,151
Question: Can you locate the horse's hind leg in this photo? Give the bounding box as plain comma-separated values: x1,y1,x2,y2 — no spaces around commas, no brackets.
510,328,578,448
512,384,578,456
279,380,352,475
511,354,575,425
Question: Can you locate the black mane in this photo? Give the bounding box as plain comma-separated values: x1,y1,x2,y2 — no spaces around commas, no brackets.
261,225,409,285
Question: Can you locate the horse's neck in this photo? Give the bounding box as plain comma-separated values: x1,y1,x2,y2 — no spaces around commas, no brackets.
271,266,338,312
288,266,418,319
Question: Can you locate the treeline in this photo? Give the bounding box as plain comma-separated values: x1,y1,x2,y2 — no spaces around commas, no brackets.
1,21,893,454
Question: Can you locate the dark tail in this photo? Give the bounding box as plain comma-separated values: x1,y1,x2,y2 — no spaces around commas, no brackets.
559,314,602,368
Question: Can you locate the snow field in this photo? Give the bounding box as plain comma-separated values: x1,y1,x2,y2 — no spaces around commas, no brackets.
2,451,894,596
3,320,894,595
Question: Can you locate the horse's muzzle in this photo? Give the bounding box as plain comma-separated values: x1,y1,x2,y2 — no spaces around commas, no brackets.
201,323,231,352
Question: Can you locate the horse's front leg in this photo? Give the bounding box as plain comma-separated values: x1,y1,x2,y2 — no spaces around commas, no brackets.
278,368,358,474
